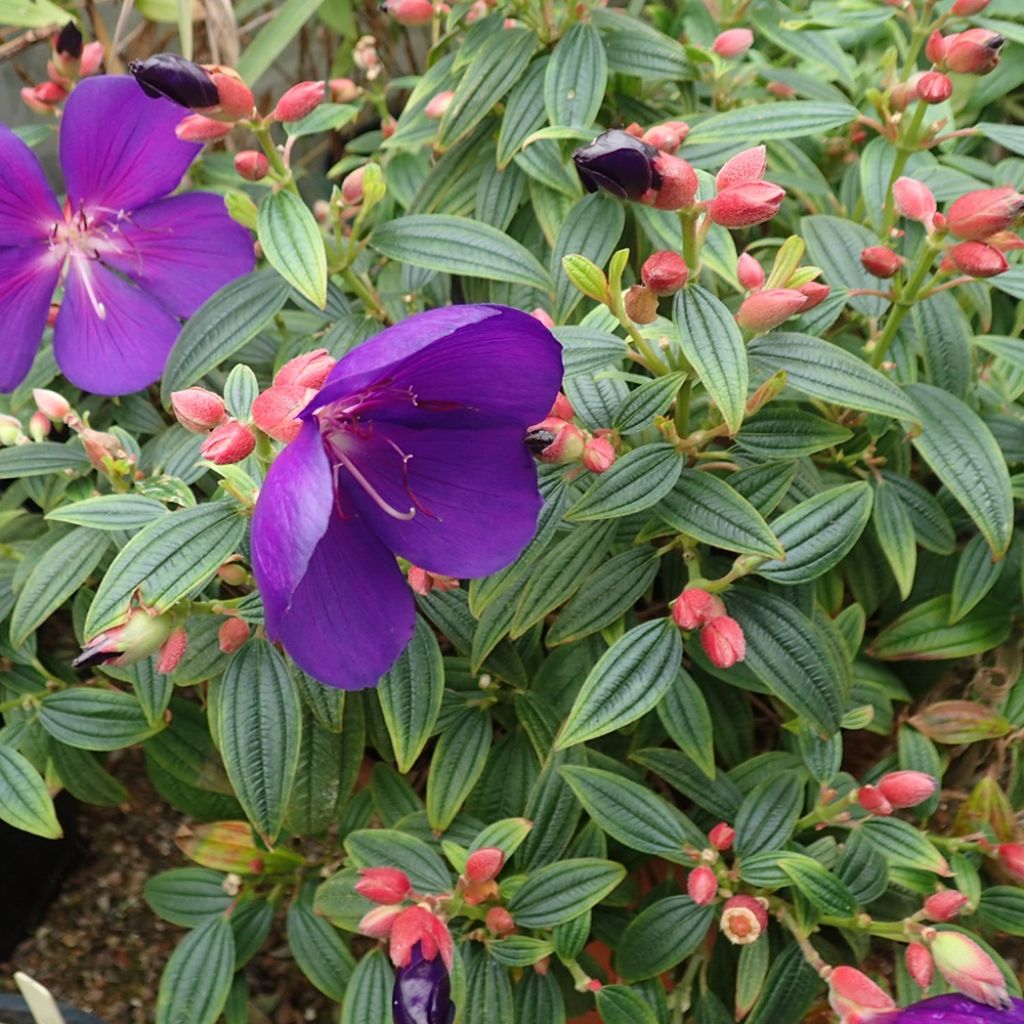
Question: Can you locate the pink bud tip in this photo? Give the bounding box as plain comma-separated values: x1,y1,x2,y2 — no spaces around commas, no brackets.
624,284,659,324
200,419,256,464
28,411,50,441
860,246,904,279
234,150,269,181
928,931,1011,1009
465,847,505,883
641,251,689,294
948,240,1008,277
827,966,896,1022
273,80,326,122
687,865,719,905
549,392,574,420
425,90,454,119
906,942,935,989
175,114,233,142
275,349,336,390
643,153,699,211
32,388,71,422
171,387,227,433
947,187,1024,240
797,281,829,312
341,165,367,204
582,435,616,474
80,41,103,76
389,906,454,969
407,566,459,596
709,822,735,851
712,28,754,59
736,252,765,291
998,842,1024,883
716,146,767,191
709,180,785,229
355,866,413,904
251,384,312,444
671,587,726,631
720,895,768,944
387,0,435,25
735,288,807,333
951,0,989,13
917,70,953,104
217,617,250,654
641,122,688,153
892,177,937,227
924,890,969,921
530,308,556,330
358,904,403,938
156,627,189,674
944,28,1005,75
700,615,746,669
925,30,950,65
205,69,254,121
485,906,515,935
857,785,893,816
877,770,938,808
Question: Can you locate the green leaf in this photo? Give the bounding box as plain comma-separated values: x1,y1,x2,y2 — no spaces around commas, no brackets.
286,102,359,139
566,444,684,521
340,949,393,1024
223,364,259,421
465,949,514,1024
156,916,235,1024
257,191,327,309
737,408,852,459
950,534,1005,623
758,482,873,584
514,967,566,1024
40,689,161,750
489,936,555,967
287,899,355,1002
779,856,858,917
426,707,492,831
688,102,858,144
615,896,715,981
615,373,686,434
345,829,452,893
869,595,1011,661
872,480,918,600
860,817,950,876
592,8,688,79
802,215,889,317
544,22,606,127
508,858,626,928
906,382,1013,558
734,771,804,856
837,830,889,904
978,887,1024,937
748,333,918,421
236,0,324,83
144,868,233,927
85,502,245,637
3,0,77,27
657,668,715,777
674,287,748,434
160,270,291,403
10,528,109,646
915,291,971,399
0,441,90,479
551,193,624,320
557,618,682,749
0,745,62,839
47,494,169,531
658,470,783,557
746,944,821,1024
217,640,302,845
50,743,129,807
880,472,955,555
496,57,548,167
977,121,1024,156
372,215,552,291
596,986,659,1024
561,765,705,862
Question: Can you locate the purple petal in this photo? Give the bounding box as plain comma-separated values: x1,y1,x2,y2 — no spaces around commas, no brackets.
0,125,62,242
393,944,453,1024
100,193,254,317
53,257,179,395
0,247,61,392
338,421,542,578
60,76,201,216
251,421,333,637
274,509,416,690
895,996,1024,1023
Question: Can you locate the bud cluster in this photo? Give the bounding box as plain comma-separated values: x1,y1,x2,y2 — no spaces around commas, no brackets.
732,244,829,334
526,393,618,475
251,348,337,444
856,770,939,816
20,22,103,115
670,587,746,669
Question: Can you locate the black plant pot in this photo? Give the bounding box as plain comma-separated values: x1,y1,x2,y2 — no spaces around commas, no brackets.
0,993,104,1024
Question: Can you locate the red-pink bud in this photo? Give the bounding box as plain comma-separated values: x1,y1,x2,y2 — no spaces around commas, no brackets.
406,566,457,596
797,281,829,312
716,145,767,191
712,28,754,59
641,251,689,294
906,942,935,989
425,90,454,119
530,308,556,329
735,288,807,332
171,387,227,433
827,966,896,1023
234,150,269,181
701,616,745,668
736,252,765,291
485,906,515,935
217,617,250,654
998,842,1024,883
641,123,686,153
582,435,616,474
356,866,413,904
175,114,232,141
923,890,969,921
549,392,574,420
917,71,953,103
951,0,989,13
860,246,903,278
387,0,435,25
527,416,586,465
944,28,1004,74
205,69,254,120
341,165,367,204
624,284,659,324
200,419,255,464
709,822,735,851
358,904,403,938
273,80,325,122
329,77,362,102
671,587,725,630
948,240,1008,277
646,153,699,210
389,906,454,969
465,847,505,883
893,176,937,227
857,785,893,816
28,411,50,441
877,770,938,808
21,82,66,114
720,895,768,944
708,180,785,228
156,627,189,674
275,349,336,389
251,384,311,444
926,30,949,65
80,41,103,76
32,388,71,422
928,930,1011,1009
687,865,718,905
947,187,1024,240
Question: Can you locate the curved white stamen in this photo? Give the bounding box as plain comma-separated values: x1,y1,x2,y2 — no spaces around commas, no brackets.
334,447,415,520
70,254,107,320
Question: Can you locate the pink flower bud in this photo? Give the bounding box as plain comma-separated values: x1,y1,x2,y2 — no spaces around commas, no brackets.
918,71,953,103
205,69,254,120
624,284,659,324
948,240,1008,277
75,610,174,669
251,384,312,444
857,785,893,816
827,966,896,1023
737,252,765,291
926,30,950,64
709,180,785,228
641,251,689,294
526,417,586,465
906,942,935,989
217,617,250,653
21,82,66,114
485,906,515,936
944,28,1004,74
893,177,937,227
549,392,574,420
767,80,796,98
171,387,227,433
80,428,127,471
329,77,362,102
947,187,1024,239
709,822,735,851
582,436,616,474
200,419,255,464
735,288,807,332
671,587,725,630
860,246,903,278
175,114,232,141
998,842,1024,883
641,123,685,153
80,41,103,76
358,904,403,938
877,770,938,808
425,90,454,119
33,388,71,422
712,28,754,59
465,847,505,883
797,281,829,312
341,165,367,204
530,308,556,329
719,895,768,945
951,0,989,13
407,566,459,596
687,865,718,905
389,906,454,969
273,80,325,122
716,145,767,191
29,411,50,442
928,931,1011,1009
387,0,435,25
645,153,699,210
924,890,969,921
234,150,269,181
355,866,413,904
701,616,746,668
275,348,336,389
156,627,189,674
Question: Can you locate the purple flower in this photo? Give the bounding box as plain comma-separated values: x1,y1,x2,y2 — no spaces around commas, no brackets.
0,75,253,395
890,995,1024,1022
573,129,660,200
251,304,562,690
392,943,454,1024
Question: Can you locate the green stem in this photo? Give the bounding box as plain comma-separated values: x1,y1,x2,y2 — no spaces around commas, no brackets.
340,267,387,320
674,378,692,436
880,100,929,237
870,239,939,367
251,124,299,194
681,211,700,279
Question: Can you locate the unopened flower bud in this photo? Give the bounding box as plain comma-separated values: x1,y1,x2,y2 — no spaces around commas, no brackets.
918,71,953,103
80,427,126,471
530,308,556,329
947,187,1024,240
624,284,660,324
924,890,969,921
720,895,768,944
877,770,938,808
797,281,829,311
701,615,746,668
998,843,1024,883
79,41,103,76
356,866,413,904
234,150,269,181
857,785,894,816
860,246,903,278
525,417,586,465
199,67,253,120
55,21,84,59
175,114,233,142
74,610,174,669
687,865,718,905
425,90,454,119
252,385,311,444
218,561,248,586
928,930,1011,1009
945,29,1005,75
390,907,454,969
641,122,688,153
948,240,1008,277
549,392,574,420
273,80,325,122
22,82,66,113
156,627,189,674
485,906,515,936
671,587,725,630
906,942,935,989
735,288,807,332
0,415,24,447
644,153,699,210
217,617,250,654
709,180,785,228
737,252,765,291
275,349,336,389
716,146,767,191
200,419,256,464
582,435,616,474
827,966,896,1023
926,30,950,65
465,847,505,883
29,412,50,442
709,822,735,851
951,0,989,13
329,77,362,102
407,566,459,596
386,0,435,25
712,28,754,59
129,53,219,108
358,904,402,938
33,388,71,422
341,165,367,204
171,387,226,433
893,177,938,228
641,251,688,294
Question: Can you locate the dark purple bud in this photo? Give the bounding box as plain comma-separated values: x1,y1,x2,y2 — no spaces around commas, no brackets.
56,22,83,59
128,53,219,109
392,944,454,1024
572,129,660,201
